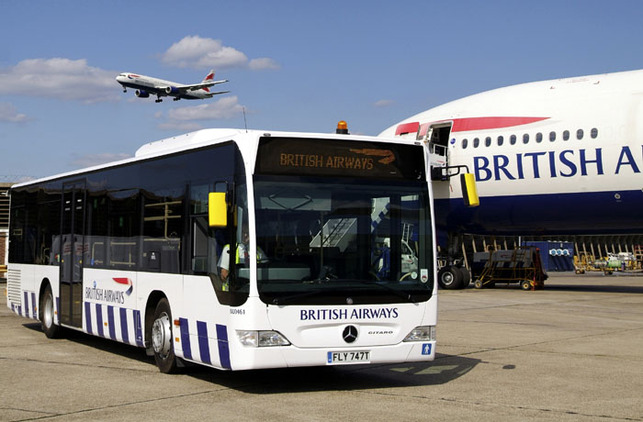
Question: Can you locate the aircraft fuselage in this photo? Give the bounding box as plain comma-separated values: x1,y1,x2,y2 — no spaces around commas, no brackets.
381,69,643,237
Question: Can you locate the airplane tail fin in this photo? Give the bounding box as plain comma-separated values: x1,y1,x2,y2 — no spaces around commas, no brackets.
203,69,215,92
203,69,215,82
205,90,231,98
200,69,228,94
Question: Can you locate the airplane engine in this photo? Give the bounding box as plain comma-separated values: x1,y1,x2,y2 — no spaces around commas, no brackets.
165,86,180,95
135,90,150,98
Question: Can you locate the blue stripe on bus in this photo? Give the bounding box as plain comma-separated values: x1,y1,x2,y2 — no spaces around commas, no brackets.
96,304,104,337
197,321,211,365
134,310,144,347
216,324,231,369
23,292,29,319
108,306,116,340
179,318,192,360
31,293,36,319
120,308,129,344
85,302,92,334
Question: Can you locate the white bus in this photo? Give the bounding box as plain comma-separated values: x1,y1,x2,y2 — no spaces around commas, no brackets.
7,128,441,372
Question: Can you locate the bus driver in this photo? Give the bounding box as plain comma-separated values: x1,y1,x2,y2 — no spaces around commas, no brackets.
218,227,268,287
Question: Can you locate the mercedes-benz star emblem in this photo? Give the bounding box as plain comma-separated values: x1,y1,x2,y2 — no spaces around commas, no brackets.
342,325,358,343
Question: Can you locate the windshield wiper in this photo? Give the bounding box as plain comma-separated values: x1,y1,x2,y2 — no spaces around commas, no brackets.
271,289,326,305
269,280,422,305
350,280,419,303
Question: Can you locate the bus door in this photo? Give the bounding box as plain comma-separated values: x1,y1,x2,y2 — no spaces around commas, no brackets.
59,180,86,328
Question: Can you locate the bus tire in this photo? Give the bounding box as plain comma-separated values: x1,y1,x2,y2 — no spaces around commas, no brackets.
40,284,61,339
438,266,463,290
151,298,178,373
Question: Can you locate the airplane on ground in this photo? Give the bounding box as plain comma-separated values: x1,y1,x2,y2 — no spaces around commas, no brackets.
116,69,229,103
380,69,643,288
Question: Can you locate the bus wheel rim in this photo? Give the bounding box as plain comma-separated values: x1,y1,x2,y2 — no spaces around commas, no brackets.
43,294,53,328
152,313,171,357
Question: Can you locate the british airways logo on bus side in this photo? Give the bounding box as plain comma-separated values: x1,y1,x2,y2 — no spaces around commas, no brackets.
473,146,642,182
113,277,134,296
85,278,134,304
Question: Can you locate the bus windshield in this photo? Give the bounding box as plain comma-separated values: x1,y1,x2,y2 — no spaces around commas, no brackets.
254,176,433,305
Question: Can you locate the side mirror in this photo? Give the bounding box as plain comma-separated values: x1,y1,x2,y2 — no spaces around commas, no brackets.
208,192,228,227
460,173,479,207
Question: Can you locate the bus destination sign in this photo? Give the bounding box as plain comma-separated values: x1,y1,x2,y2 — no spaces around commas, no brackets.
255,137,425,180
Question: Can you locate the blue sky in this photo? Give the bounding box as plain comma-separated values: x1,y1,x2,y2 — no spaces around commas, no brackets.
1,0,642,180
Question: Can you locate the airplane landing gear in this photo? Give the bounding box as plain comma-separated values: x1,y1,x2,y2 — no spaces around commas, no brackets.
155,97,163,103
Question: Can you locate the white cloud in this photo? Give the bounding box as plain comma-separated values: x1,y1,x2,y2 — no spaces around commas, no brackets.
157,96,245,131
162,36,248,69
161,36,279,71
0,58,119,103
374,99,394,107
249,57,281,70
70,152,131,169
168,96,244,120
0,102,29,122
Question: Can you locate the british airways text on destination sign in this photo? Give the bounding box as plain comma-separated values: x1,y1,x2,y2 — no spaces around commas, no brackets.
281,153,375,170
473,146,642,181
300,307,399,321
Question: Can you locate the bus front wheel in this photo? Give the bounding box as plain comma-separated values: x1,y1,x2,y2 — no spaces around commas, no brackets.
151,298,178,373
40,284,61,339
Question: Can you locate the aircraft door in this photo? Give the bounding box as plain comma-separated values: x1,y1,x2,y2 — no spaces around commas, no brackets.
59,180,86,328
423,123,452,180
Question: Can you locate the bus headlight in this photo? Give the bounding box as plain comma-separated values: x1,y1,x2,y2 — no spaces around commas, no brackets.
403,326,436,342
237,330,291,347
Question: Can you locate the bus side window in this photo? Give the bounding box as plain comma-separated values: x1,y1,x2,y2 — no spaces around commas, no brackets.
191,216,225,273
190,182,228,276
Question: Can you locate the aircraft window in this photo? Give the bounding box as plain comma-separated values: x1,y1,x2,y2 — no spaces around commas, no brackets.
577,129,584,140
485,137,491,147
510,135,517,145
591,128,598,139
473,138,480,148
462,138,468,149
522,134,529,144
536,133,543,143
497,136,504,146
563,130,570,141
549,131,556,142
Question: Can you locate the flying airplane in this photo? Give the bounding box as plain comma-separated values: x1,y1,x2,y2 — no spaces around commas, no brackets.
116,69,229,103
380,69,643,288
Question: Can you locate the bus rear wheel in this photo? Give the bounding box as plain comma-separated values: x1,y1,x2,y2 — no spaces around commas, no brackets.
40,285,61,339
151,298,178,373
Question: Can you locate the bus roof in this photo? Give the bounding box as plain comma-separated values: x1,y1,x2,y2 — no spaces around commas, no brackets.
13,128,416,189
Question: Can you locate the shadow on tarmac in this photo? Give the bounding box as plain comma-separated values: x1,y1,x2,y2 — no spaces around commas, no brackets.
23,322,480,392
181,353,481,393
23,321,151,365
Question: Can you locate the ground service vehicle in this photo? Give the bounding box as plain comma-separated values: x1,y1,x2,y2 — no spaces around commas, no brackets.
7,127,446,372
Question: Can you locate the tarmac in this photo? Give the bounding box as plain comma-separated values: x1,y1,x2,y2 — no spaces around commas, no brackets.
1,273,643,421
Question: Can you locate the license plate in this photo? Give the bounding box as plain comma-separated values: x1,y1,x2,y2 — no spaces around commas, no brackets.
327,351,371,364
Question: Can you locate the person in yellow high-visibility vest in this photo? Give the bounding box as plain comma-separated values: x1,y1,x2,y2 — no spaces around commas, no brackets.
218,228,268,289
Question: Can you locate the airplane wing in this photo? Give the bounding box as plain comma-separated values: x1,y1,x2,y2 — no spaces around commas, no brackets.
170,79,229,93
